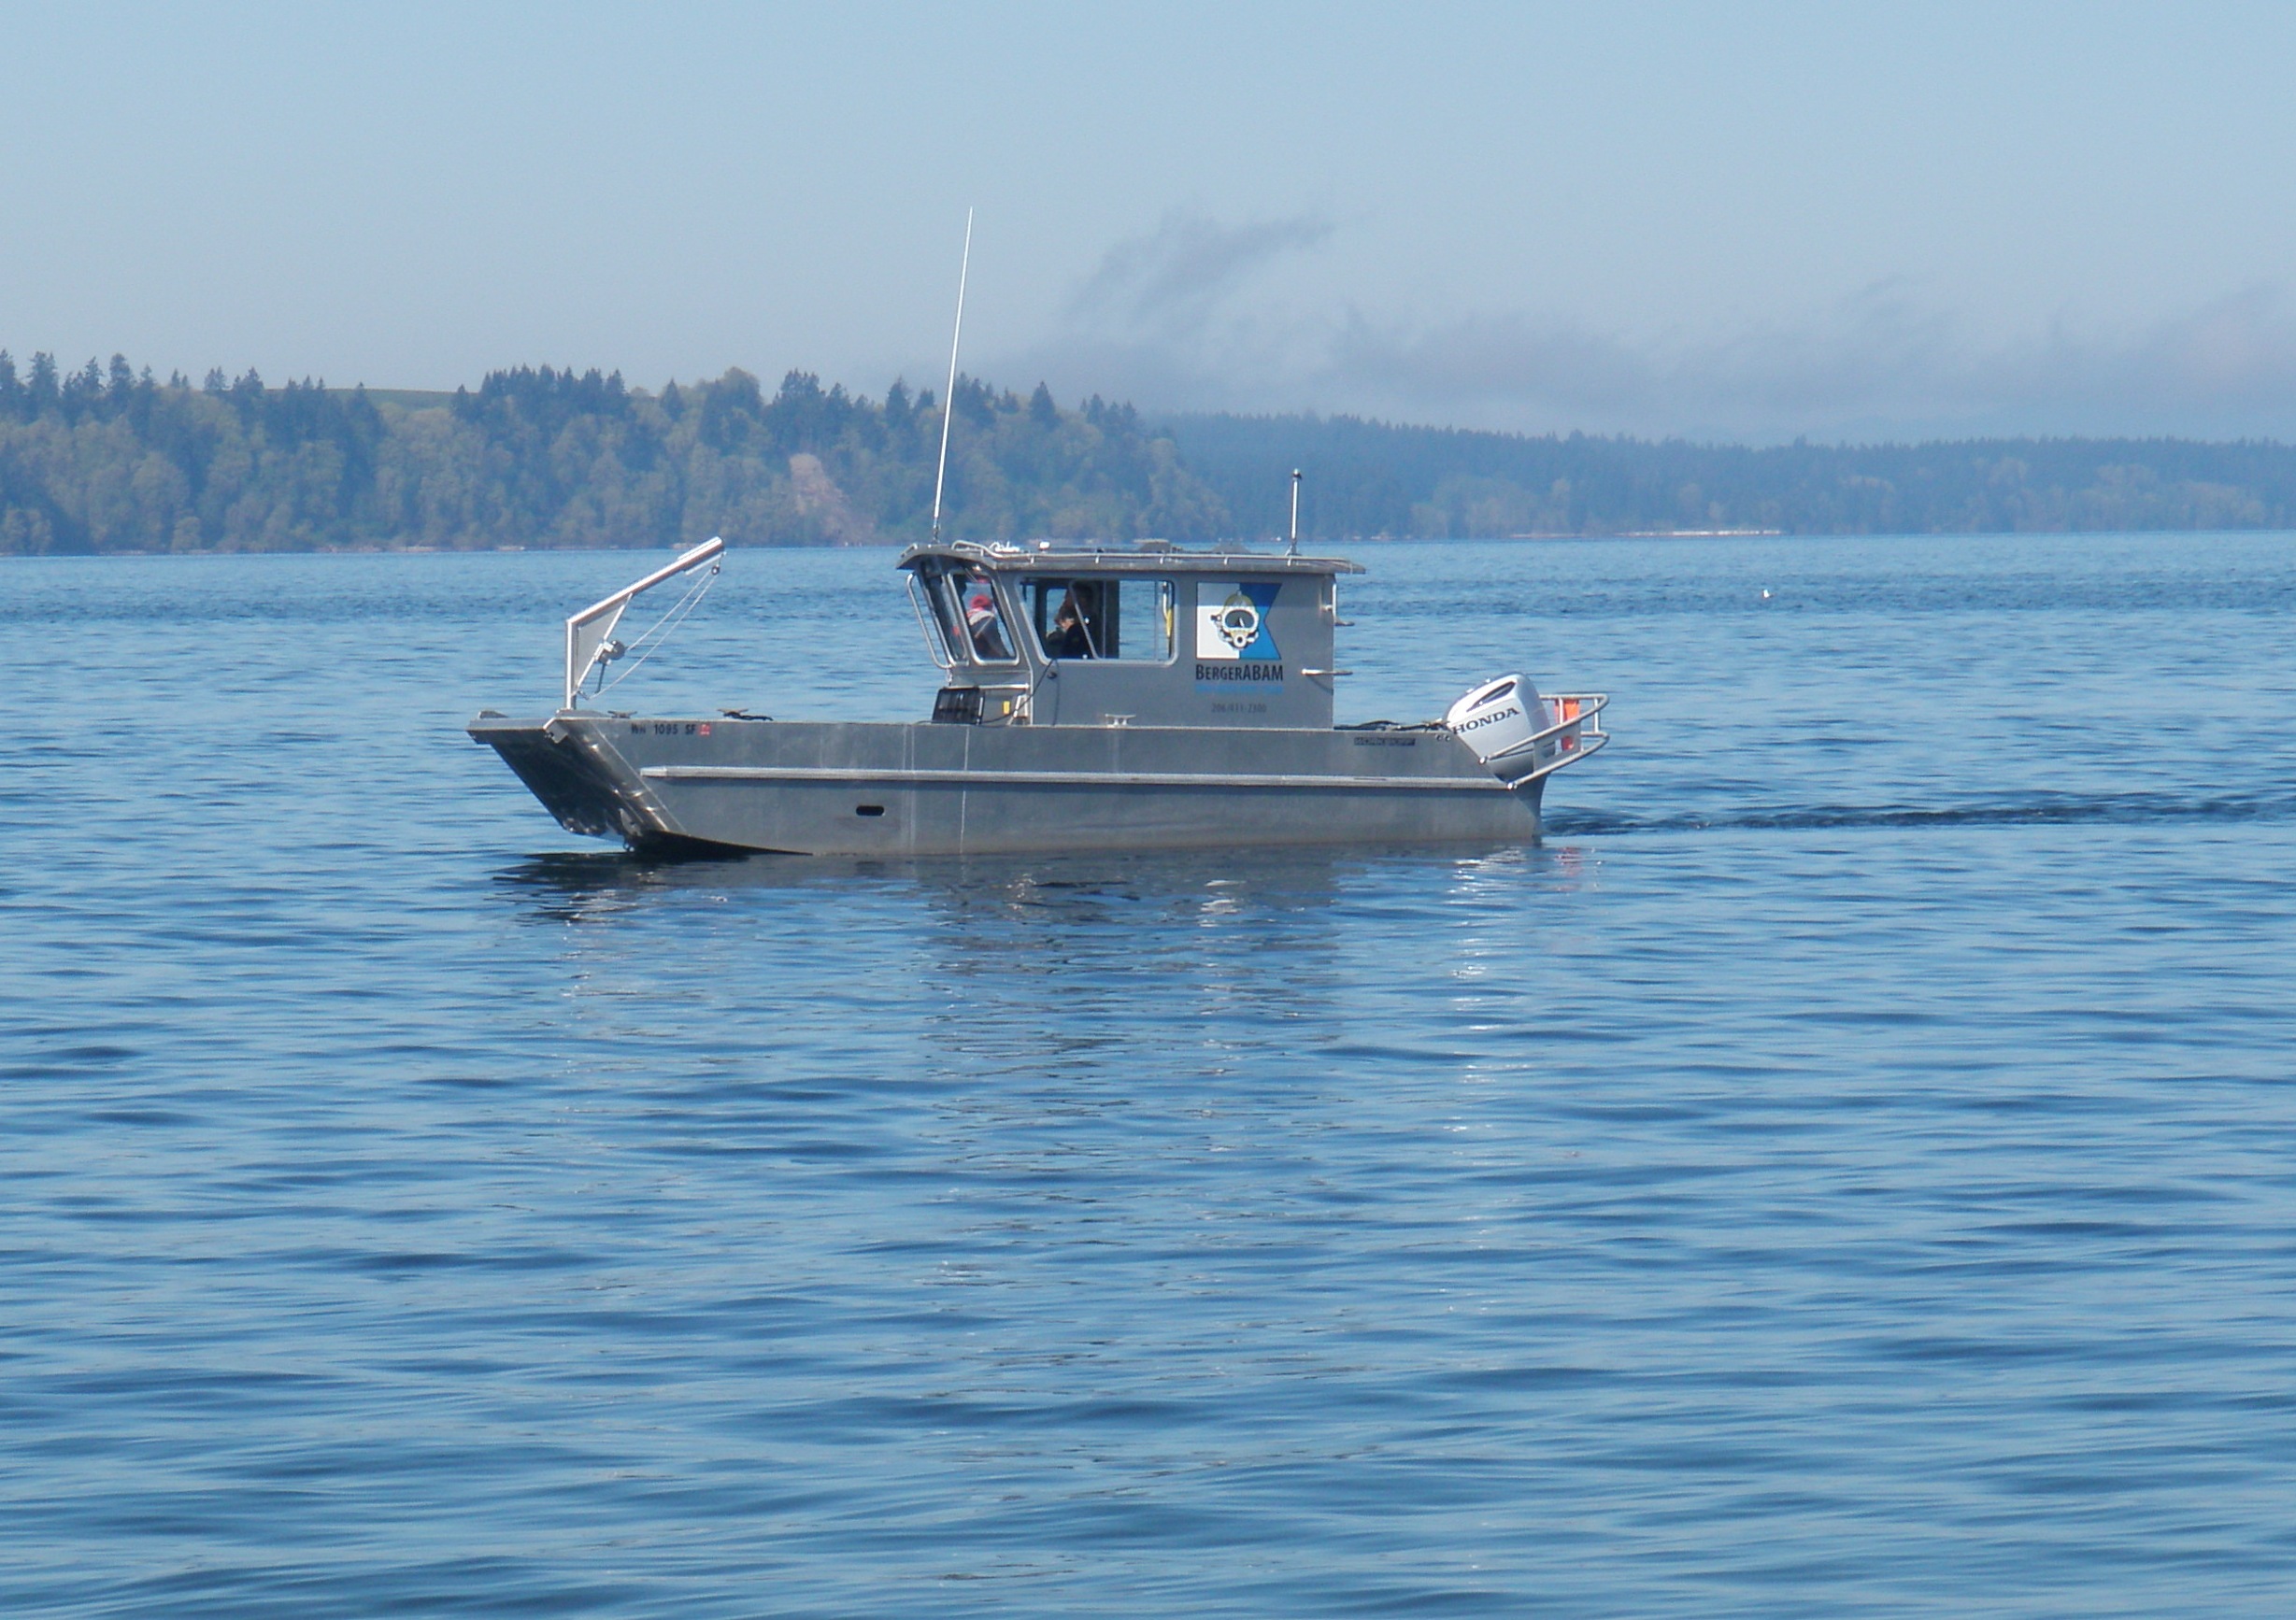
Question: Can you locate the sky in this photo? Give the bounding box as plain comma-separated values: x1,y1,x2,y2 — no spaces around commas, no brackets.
5,1,2294,443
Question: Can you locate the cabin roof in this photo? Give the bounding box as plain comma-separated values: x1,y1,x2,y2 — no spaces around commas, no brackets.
895,539,1363,576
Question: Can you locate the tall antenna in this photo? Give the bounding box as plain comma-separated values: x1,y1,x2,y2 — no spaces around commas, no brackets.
930,207,975,543
1288,468,1302,555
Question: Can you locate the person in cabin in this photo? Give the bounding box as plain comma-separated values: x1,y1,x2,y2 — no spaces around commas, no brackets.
963,582,1011,661
1045,584,1095,659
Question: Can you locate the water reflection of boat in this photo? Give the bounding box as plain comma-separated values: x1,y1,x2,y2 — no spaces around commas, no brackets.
492,842,1592,930
470,536,1607,856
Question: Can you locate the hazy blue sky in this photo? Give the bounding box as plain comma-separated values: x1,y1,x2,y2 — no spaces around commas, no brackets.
6,2,2293,440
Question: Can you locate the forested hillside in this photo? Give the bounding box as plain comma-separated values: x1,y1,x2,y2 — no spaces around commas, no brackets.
1166,413,2296,539
0,353,1226,554
8,348,2296,554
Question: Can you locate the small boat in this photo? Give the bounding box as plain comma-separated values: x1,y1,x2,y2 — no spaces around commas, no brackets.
468,533,1608,856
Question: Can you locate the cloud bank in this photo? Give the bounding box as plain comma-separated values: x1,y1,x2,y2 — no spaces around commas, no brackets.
995,214,2296,443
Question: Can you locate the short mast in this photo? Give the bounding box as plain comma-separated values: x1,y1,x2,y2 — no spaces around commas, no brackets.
930,208,975,543
1288,468,1302,555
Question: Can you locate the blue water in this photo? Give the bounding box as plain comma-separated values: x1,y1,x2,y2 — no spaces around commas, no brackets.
7,533,2296,1615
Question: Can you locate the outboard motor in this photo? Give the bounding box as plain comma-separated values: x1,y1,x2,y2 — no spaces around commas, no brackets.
1446,674,1551,781
1446,675,1547,760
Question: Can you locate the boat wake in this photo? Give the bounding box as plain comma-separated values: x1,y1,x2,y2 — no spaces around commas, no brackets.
1545,789,2296,838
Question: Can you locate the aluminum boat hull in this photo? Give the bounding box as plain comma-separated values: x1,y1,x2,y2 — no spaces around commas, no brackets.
471,714,1545,856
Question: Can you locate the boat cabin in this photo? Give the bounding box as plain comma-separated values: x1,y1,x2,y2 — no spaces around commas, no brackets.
900,540,1363,730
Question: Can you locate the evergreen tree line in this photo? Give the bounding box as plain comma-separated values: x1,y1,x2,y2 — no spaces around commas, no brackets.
1164,413,2296,539
0,352,1226,554
9,347,2296,554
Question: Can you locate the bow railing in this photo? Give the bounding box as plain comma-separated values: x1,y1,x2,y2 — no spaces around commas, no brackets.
563,537,725,709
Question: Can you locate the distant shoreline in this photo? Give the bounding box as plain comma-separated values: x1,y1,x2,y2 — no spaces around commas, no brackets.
19,526,2296,561
9,353,2296,555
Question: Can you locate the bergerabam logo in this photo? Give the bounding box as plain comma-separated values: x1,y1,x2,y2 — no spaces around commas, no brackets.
1195,582,1280,661
1195,580,1283,688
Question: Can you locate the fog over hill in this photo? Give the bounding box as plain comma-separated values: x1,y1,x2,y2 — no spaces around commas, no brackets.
1163,414,2296,542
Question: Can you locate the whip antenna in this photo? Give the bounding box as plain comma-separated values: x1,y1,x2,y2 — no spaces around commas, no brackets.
930,207,974,542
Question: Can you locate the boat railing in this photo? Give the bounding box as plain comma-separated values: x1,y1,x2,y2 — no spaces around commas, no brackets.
563,537,725,709
907,572,955,670
1479,692,1609,784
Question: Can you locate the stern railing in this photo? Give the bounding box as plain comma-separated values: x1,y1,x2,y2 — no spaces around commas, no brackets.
1477,692,1609,785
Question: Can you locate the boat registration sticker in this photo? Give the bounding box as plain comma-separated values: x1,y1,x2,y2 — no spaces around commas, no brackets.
1193,577,1285,679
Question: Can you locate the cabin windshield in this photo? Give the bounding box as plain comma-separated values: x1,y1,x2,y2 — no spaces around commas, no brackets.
920,567,1016,664
1025,576,1175,661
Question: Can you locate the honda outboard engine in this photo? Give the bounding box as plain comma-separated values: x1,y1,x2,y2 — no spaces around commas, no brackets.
1446,674,1551,782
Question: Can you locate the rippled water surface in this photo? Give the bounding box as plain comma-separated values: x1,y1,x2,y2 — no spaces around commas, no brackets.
7,533,2296,1615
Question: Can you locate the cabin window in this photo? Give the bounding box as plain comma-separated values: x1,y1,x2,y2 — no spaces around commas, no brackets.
930,568,1016,663
1025,576,1175,661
